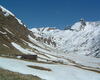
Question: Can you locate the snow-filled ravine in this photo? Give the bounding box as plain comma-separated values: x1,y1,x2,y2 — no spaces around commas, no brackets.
0,57,100,80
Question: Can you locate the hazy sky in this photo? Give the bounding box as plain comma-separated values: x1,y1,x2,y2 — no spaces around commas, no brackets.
1,0,100,29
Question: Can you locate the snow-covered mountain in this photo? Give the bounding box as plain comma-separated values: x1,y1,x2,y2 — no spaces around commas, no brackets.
31,20,100,58
0,5,100,80
0,5,100,63
1,5,100,59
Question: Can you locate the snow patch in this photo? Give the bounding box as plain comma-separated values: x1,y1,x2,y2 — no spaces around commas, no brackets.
0,31,7,34
16,18,24,25
3,44,9,48
4,28,14,35
11,42,35,54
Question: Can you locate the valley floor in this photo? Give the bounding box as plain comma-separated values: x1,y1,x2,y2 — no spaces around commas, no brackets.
0,57,100,80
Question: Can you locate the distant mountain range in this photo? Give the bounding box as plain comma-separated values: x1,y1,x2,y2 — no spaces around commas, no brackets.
31,20,100,58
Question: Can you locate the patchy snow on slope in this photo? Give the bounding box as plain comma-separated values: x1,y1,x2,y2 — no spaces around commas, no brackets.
27,42,50,54
0,57,100,80
0,5,25,26
0,31,7,34
28,35,50,48
3,44,9,48
11,42,36,54
3,28,14,35
0,5,15,16
16,18,23,25
22,38,58,61
28,35,37,42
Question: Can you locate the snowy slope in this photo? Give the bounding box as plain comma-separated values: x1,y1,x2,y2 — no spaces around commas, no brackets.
31,20,100,57
0,5,24,25
0,57,100,80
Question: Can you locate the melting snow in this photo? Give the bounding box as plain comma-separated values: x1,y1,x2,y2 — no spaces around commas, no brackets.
3,44,9,48
11,42,35,54
0,57,100,80
4,28,14,35
0,31,7,34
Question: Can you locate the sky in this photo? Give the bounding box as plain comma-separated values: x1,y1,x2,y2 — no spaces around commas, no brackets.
0,0,100,29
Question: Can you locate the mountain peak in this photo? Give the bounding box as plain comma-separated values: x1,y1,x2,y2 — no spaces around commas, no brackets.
71,19,86,31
